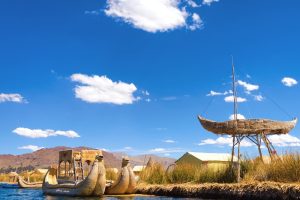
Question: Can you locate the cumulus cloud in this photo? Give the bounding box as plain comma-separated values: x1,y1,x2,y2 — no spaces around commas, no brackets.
18,145,44,151
13,128,80,138
229,114,245,120
148,147,184,154
254,95,264,101
207,90,232,96
237,80,259,93
269,135,300,147
105,0,203,32
187,0,199,7
71,73,138,105
141,90,150,96
199,135,300,148
189,13,203,31
281,77,298,87
224,95,247,103
198,136,254,147
0,93,26,103
163,139,176,143
202,0,219,6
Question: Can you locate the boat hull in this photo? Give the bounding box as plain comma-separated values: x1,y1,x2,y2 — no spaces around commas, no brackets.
198,116,297,135
42,157,106,197
105,158,136,195
17,176,42,188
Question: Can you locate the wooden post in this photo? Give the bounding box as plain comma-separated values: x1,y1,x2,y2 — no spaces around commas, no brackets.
257,134,263,161
261,134,273,160
237,135,241,183
65,161,67,177
231,135,235,163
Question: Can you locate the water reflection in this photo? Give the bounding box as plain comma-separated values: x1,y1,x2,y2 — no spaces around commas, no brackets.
1,188,210,200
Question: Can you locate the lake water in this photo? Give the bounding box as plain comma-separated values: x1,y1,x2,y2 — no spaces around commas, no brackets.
0,188,203,200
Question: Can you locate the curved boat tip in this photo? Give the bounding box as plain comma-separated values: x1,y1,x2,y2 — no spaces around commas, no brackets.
18,176,42,188
197,115,204,120
105,157,130,195
292,117,298,125
125,162,137,194
92,153,106,196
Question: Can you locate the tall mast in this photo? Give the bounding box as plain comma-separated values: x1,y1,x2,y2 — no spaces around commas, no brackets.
231,56,238,121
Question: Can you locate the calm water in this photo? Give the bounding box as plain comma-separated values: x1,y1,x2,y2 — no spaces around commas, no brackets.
0,188,204,200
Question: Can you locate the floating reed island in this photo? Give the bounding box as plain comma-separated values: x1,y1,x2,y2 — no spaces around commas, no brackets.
135,153,300,200
136,182,300,200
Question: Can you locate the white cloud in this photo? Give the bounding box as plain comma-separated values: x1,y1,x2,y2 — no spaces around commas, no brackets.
148,147,184,154
105,0,202,32
198,136,254,147
123,146,133,151
163,139,176,143
98,148,110,152
254,95,264,101
187,0,199,7
189,13,203,31
202,0,219,6
229,114,245,120
281,77,298,87
13,128,80,138
0,93,25,103
224,95,247,103
71,73,138,105
199,134,300,148
237,80,259,92
18,145,44,152
269,134,300,147
142,90,150,96
206,90,232,96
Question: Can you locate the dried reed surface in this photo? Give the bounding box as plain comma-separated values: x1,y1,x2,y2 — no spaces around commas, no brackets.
243,154,300,182
137,153,300,199
136,182,300,200
106,169,118,181
139,163,236,184
139,153,300,185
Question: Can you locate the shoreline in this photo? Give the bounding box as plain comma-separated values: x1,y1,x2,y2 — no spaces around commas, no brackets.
135,182,300,200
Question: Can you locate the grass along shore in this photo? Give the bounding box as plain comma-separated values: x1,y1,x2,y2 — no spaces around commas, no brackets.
134,153,300,199
139,153,300,184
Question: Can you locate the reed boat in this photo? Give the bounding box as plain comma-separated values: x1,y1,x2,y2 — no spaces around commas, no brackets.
198,58,298,168
17,176,42,188
42,154,106,197
105,157,136,195
198,116,297,135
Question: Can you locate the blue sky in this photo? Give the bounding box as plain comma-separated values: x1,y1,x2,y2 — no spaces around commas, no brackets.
0,0,299,158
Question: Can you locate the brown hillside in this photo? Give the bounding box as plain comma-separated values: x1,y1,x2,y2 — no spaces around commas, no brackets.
0,146,175,171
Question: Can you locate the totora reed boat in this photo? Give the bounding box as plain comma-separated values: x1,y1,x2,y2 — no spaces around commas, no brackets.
105,157,137,195
17,176,43,188
42,154,106,197
198,116,297,135
198,58,297,178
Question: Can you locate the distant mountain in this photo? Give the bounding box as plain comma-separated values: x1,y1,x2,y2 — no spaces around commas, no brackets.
0,146,175,172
